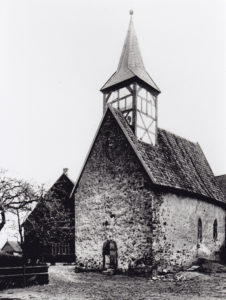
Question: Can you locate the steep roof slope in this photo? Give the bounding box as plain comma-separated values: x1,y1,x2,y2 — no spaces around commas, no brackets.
48,173,74,199
72,106,225,205
101,16,160,93
22,173,74,227
215,175,226,198
112,107,225,203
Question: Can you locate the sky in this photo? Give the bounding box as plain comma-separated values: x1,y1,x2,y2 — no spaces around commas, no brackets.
0,0,225,191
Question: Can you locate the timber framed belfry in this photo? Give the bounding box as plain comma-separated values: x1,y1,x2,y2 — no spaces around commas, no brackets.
73,11,226,274
101,11,160,146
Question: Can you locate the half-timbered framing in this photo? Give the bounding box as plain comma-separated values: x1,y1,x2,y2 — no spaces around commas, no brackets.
101,12,160,146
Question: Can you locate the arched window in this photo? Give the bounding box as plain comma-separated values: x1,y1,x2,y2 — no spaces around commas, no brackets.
213,219,218,241
198,218,202,243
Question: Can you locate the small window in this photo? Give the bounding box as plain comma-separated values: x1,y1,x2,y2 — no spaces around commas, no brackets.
142,99,147,114
213,219,218,241
198,218,202,243
137,97,142,111
119,99,126,110
119,87,131,98
125,96,132,110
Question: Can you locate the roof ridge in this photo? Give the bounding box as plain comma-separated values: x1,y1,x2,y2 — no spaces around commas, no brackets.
49,173,74,193
109,106,157,184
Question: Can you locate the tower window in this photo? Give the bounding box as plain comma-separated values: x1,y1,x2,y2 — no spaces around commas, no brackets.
197,218,202,243
213,219,218,241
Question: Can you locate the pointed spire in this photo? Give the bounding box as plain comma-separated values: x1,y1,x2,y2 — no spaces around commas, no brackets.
101,11,160,93
117,11,145,71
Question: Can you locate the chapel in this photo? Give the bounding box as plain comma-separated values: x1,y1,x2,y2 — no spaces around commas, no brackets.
72,12,226,273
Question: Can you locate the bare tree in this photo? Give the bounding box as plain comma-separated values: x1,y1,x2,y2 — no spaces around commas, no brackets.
9,206,33,246
0,170,42,233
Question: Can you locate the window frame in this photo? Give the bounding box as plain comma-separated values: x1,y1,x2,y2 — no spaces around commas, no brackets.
197,218,202,243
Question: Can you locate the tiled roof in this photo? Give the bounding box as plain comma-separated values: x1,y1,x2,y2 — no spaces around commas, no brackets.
215,175,226,198
48,173,74,198
110,106,225,204
22,172,74,226
101,17,160,93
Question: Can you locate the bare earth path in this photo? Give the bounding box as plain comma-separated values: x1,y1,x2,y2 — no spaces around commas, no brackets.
1,265,226,300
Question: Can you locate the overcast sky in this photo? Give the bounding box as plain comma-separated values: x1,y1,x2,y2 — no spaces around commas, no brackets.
0,0,225,189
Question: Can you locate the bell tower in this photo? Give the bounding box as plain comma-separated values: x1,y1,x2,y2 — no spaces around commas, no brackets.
100,11,160,145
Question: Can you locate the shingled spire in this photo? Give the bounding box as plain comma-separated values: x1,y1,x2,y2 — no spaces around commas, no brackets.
101,11,160,146
101,11,160,93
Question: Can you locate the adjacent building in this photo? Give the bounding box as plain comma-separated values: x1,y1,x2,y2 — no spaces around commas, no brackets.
23,169,75,263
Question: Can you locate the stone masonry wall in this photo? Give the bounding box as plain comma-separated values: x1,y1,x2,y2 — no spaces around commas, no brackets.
74,110,154,272
152,193,225,271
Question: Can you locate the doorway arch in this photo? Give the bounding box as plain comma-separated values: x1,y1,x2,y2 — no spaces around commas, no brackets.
102,240,118,269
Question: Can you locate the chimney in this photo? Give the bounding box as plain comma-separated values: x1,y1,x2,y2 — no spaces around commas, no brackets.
63,168,68,175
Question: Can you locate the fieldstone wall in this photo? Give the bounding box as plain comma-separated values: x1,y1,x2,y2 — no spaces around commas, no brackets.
74,109,226,273
74,110,154,272
152,193,225,271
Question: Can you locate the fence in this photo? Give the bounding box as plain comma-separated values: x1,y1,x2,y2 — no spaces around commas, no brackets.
0,265,49,290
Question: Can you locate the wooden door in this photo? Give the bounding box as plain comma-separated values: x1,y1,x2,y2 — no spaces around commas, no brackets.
103,240,117,269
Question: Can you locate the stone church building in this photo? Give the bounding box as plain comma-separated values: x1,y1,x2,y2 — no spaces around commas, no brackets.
72,13,226,273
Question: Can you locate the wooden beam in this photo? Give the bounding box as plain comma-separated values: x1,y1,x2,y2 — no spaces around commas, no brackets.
126,85,134,94
133,83,137,136
155,95,158,146
106,92,112,102
137,109,156,121
103,94,106,114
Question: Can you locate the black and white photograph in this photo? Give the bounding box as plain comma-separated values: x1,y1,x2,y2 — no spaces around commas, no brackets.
0,0,226,299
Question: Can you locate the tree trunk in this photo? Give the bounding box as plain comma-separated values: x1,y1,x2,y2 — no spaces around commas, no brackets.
16,209,24,246
0,208,6,231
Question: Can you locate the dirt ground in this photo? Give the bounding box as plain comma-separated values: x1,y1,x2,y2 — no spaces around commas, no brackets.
1,265,226,300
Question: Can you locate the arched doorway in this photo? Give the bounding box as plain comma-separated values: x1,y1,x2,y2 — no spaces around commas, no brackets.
103,240,118,269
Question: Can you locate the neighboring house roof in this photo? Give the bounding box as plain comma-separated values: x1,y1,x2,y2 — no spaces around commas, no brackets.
22,172,74,227
71,105,225,206
47,172,74,198
100,16,160,93
215,175,226,198
2,241,22,253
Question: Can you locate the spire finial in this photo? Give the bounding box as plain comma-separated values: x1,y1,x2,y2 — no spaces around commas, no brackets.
100,8,161,94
